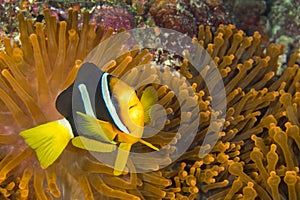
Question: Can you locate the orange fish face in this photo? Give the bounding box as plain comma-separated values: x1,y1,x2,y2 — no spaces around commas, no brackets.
127,92,144,127
110,77,144,137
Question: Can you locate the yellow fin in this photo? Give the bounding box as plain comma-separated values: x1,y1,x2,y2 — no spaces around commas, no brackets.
114,143,132,176
72,136,117,152
76,111,117,143
138,139,159,151
140,86,158,124
19,119,73,168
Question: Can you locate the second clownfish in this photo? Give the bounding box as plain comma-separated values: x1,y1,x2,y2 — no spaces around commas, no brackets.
20,62,158,176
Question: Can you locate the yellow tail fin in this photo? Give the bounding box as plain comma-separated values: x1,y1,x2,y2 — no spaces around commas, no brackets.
19,119,73,168
140,86,158,124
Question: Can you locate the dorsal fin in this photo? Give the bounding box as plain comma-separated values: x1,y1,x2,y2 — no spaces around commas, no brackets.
56,84,74,119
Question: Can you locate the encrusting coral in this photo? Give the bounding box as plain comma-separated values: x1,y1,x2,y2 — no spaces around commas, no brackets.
0,7,299,200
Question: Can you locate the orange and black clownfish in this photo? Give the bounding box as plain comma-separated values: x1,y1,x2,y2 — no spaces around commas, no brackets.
20,62,158,175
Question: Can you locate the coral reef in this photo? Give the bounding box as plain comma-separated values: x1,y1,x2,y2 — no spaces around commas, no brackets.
0,5,300,200
0,0,45,52
149,0,231,37
223,0,268,42
268,0,300,57
89,4,137,31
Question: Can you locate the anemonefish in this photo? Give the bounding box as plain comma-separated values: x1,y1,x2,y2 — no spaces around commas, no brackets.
20,62,158,176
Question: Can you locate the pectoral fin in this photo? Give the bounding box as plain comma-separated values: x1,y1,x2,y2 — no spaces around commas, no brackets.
72,136,117,152
114,143,132,176
141,86,158,124
19,119,73,168
76,111,117,143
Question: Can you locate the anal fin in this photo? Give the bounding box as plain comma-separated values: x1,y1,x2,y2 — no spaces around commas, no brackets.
72,136,117,152
114,143,132,176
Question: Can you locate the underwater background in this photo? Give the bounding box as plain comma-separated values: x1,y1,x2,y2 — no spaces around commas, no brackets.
0,0,300,199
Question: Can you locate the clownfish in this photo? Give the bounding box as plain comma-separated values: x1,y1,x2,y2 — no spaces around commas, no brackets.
20,62,158,175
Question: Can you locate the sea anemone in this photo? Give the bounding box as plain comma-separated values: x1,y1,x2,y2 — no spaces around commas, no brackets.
160,25,300,199
0,6,299,200
0,8,156,199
